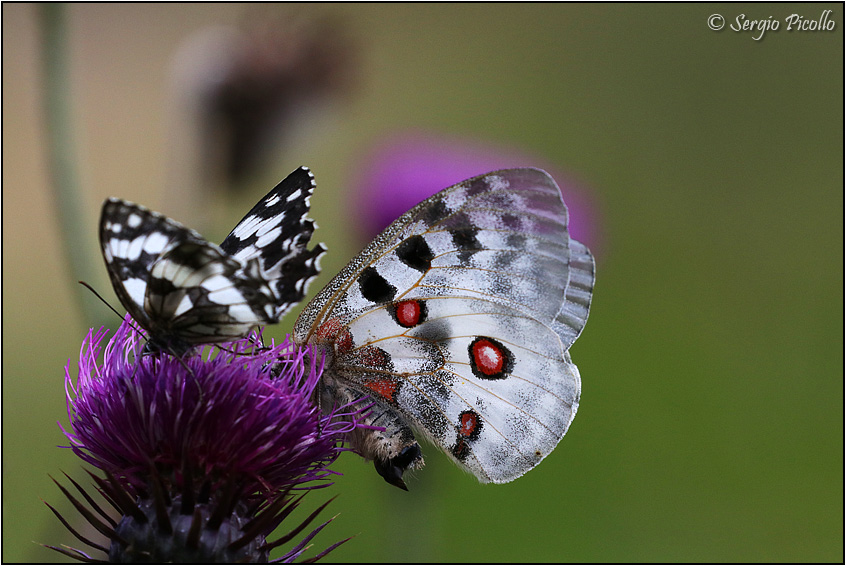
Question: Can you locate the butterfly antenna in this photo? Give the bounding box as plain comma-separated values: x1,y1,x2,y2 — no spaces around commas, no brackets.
78,280,150,336
78,280,126,320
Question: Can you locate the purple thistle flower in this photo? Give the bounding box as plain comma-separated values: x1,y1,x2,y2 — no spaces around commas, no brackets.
47,317,358,562
352,131,604,255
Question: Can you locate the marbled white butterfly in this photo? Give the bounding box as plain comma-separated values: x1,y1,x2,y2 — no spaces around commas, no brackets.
295,168,594,488
100,167,325,355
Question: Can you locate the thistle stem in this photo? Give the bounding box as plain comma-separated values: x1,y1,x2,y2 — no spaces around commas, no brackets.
38,3,102,320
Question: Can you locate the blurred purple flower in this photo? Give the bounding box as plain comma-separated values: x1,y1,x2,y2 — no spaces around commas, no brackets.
353,131,602,254
47,318,358,562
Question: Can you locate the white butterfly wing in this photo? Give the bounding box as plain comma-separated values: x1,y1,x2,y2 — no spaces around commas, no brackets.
338,298,581,483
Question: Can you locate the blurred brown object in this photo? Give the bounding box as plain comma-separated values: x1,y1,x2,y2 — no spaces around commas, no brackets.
166,12,357,229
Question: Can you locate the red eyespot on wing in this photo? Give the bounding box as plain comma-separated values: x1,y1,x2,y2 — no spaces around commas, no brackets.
452,410,483,461
468,337,513,380
392,299,427,328
458,410,481,439
474,340,502,374
396,300,420,327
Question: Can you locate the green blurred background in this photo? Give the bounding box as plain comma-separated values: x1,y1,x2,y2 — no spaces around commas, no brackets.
2,3,842,562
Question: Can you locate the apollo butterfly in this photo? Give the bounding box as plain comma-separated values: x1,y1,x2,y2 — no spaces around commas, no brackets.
294,168,594,489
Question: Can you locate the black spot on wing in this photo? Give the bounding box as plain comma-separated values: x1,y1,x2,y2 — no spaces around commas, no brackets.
501,212,523,231
161,242,215,270
146,272,178,300
506,232,527,249
450,226,481,250
452,439,471,462
358,266,397,303
465,176,490,196
491,250,512,271
451,225,481,262
417,198,449,226
108,255,154,282
396,235,434,272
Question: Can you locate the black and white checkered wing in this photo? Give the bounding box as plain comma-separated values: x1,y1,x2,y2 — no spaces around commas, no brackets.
100,198,204,331
220,166,326,318
100,199,279,354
